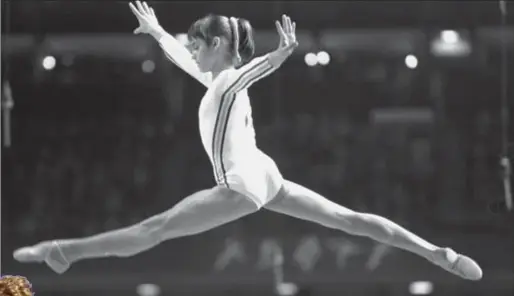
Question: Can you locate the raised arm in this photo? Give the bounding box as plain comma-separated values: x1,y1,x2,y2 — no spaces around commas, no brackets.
224,15,298,93
150,29,212,87
129,1,211,87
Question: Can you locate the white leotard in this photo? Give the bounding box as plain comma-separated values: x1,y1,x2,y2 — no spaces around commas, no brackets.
158,34,283,207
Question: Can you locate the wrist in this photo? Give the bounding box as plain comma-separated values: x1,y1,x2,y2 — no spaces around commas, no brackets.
149,26,166,40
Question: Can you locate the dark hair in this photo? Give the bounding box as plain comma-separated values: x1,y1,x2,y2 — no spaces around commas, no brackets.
187,14,255,65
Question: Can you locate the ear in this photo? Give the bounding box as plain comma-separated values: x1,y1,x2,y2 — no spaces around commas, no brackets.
211,36,221,49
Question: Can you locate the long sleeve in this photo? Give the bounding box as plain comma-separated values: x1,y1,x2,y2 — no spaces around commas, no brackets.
223,55,276,94
158,33,212,87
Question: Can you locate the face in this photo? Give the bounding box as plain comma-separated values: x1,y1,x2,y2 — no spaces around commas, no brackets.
187,37,220,73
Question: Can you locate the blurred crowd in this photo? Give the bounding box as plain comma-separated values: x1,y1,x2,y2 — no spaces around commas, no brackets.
3,95,503,245
3,112,172,240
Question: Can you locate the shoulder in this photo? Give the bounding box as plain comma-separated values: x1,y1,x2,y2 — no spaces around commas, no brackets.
210,70,235,92
217,68,251,92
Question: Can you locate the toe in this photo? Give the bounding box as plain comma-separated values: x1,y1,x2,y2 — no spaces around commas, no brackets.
456,255,483,281
13,247,41,262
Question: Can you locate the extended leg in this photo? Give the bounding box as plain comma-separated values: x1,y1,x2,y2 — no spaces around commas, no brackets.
13,186,258,273
265,180,482,280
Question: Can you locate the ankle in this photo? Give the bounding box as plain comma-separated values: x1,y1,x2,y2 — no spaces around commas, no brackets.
427,247,445,262
54,240,75,263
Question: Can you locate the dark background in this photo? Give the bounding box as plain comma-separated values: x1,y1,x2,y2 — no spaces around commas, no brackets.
2,1,514,296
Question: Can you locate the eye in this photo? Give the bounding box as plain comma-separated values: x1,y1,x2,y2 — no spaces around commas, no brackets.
186,40,200,52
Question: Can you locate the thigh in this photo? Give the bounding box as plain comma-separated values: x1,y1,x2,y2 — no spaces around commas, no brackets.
265,180,357,230
139,186,259,233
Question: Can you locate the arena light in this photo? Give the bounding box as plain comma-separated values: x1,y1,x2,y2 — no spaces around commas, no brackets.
136,283,161,296
142,60,155,73
431,30,471,57
42,56,56,70
409,281,433,295
405,54,418,69
317,51,330,66
431,39,471,57
440,30,460,44
304,52,318,67
276,282,299,296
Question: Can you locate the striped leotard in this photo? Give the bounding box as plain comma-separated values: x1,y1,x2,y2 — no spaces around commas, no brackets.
158,33,284,207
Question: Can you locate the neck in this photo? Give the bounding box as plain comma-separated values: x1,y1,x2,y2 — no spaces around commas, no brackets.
210,59,234,80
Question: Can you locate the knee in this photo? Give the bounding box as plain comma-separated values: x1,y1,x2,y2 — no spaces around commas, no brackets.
326,210,362,235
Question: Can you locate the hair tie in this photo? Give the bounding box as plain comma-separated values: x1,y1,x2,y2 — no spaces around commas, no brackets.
229,17,242,65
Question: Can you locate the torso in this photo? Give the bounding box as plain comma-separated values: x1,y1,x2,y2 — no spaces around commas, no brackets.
198,71,257,184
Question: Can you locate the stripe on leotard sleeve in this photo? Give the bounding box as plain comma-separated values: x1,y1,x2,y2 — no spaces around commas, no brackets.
227,55,276,93
211,59,274,186
211,60,270,185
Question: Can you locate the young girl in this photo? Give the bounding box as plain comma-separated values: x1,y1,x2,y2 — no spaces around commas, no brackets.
14,1,482,281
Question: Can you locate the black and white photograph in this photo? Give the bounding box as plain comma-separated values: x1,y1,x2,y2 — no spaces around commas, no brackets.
1,1,513,296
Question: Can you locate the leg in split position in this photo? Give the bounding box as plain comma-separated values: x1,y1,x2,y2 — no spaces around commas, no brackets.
13,186,259,273
264,180,483,281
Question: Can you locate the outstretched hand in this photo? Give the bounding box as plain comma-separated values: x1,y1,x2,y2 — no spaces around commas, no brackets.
129,1,162,35
275,15,298,54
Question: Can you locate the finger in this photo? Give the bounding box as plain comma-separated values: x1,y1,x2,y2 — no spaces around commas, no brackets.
136,1,146,15
292,21,296,33
149,7,156,17
275,20,285,37
284,15,292,33
129,2,144,19
133,27,142,34
142,1,151,15
285,16,293,33
282,15,288,33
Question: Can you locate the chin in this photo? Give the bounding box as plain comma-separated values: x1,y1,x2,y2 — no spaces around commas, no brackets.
196,64,208,73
